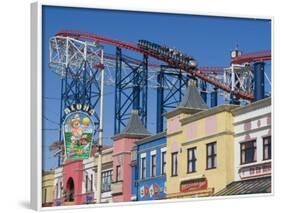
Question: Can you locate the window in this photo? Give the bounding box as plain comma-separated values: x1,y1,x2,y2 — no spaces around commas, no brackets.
151,154,156,177
60,181,63,197
161,151,166,175
102,170,112,193
171,152,178,176
56,183,59,198
141,157,146,179
44,188,47,203
187,147,197,173
207,142,217,169
90,174,93,192
263,136,271,160
85,175,88,192
241,140,256,164
116,165,121,182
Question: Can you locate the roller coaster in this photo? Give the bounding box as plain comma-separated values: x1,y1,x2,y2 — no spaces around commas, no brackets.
49,30,271,163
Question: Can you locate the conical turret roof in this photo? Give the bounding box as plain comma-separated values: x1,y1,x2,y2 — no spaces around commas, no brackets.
179,79,209,110
165,79,208,119
113,110,151,140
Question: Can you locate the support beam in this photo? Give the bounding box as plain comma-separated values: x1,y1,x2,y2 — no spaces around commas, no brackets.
114,48,148,134
254,62,265,101
156,65,188,133
211,88,218,107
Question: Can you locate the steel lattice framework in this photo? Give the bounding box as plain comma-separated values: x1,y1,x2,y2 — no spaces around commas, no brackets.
114,47,148,134
49,36,103,165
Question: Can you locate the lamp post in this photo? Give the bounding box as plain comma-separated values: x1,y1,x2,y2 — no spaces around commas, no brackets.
96,48,104,203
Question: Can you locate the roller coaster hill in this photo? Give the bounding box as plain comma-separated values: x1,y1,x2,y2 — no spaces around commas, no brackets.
49,30,271,159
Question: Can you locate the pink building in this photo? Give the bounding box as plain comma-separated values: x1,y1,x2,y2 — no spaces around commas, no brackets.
63,159,84,205
111,110,151,202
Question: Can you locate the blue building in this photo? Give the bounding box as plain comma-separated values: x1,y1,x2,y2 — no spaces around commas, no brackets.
131,132,166,201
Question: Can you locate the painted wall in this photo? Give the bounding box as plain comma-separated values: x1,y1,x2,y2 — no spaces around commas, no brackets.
233,100,271,181
53,167,64,206
112,137,138,202
63,159,84,205
82,148,113,204
42,171,55,206
166,106,236,198
132,135,167,201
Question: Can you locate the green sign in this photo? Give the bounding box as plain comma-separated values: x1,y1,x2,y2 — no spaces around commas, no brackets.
63,112,94,159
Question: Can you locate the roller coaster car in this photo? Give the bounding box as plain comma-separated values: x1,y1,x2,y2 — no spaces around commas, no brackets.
137,40,198,68
188,59,198,68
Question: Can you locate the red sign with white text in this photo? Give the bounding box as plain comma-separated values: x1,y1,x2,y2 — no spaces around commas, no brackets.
180,178,208,193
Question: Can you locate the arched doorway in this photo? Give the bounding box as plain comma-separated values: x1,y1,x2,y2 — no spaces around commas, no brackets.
66,177,75,202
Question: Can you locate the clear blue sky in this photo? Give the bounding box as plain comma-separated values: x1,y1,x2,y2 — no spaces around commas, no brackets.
42,6,271,170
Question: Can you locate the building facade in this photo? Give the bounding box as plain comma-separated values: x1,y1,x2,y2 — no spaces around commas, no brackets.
42,171,55,207
216,97,272,196
111,110,151,202
45,87,272,205
52,146,113,206
132,132,167,201
165,80,238,198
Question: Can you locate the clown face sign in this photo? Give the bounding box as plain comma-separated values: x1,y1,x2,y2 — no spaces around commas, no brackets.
63,112,94,159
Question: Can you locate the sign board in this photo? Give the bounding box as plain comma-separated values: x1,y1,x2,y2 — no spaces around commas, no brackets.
180,178,208,193
63,111,94,159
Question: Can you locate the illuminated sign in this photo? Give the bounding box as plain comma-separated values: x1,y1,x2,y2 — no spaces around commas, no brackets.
63,110,94,160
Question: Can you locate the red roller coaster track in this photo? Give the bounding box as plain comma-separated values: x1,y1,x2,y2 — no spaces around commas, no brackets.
56,30,271,101
231,50,271,64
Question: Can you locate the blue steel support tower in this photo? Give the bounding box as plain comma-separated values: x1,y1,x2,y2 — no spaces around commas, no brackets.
211,87,218,107
200,80,208,103
254,62,265,101
156,65,188,133
58,59,102,166
114,47,148,134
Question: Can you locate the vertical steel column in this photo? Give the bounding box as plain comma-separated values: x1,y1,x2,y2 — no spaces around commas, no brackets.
114,47,122,134
200,80,207,103
210,88,218,107
132,68,140,111
156,65,187,133
141,54,148,127
254,62,265,101
156,69,164,133
58,77,64,167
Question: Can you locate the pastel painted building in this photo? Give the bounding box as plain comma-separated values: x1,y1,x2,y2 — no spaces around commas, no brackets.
131,132,167,201
53,146,113,206
165,79,239,198
42,170,55,207
82,146,113,204
53,167,64,206
111,110,151,202
216,97,272,196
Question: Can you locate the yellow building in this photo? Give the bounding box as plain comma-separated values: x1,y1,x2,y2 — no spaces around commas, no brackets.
42,170,55,207
165,80,238,199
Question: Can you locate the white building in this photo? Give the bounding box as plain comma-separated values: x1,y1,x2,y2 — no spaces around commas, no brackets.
53,167,64,205
216,97,272,196
233,97,271,181
82,147,113,203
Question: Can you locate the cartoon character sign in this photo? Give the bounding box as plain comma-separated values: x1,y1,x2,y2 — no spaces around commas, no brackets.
63,112,94,159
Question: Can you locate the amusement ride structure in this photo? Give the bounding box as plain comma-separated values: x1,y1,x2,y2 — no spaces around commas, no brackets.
48,30,271,166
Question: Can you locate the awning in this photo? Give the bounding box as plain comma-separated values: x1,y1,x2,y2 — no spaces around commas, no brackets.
215,176,271,196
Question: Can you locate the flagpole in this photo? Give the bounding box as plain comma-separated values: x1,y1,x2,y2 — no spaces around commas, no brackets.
96,48,104,204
